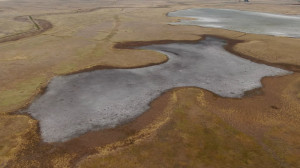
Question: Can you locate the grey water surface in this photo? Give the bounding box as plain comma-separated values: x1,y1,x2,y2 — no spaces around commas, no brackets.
25,37,290,142
168,8,300,38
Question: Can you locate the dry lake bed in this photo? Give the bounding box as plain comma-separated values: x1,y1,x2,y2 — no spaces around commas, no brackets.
24,37,290,142
169,8,300,37
1,0,300,167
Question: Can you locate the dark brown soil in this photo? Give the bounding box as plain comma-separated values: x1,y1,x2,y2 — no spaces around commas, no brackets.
7,35,300,167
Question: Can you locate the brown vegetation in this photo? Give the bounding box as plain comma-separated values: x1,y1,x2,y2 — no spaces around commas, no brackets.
0,0,299,167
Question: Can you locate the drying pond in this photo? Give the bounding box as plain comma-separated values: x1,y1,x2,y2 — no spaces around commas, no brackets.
168,8,300,38
25,37,290,142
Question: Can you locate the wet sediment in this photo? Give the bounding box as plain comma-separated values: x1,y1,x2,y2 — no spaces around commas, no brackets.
7,36,297,167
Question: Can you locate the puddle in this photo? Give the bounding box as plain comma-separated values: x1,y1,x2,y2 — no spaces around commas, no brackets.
168,8,300,38
24,37,290,142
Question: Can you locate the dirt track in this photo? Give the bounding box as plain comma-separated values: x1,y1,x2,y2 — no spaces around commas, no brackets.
6,35,300,168
1,0,300,167
0,16,52,44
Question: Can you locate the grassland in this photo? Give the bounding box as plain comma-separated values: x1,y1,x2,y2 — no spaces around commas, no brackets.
79,73,300,168
0,0,300,167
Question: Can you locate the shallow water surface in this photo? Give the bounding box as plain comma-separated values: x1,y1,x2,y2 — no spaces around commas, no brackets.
168,8,300,38
25,37,290,142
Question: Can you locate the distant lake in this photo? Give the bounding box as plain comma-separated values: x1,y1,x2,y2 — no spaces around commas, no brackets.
168,8,300,38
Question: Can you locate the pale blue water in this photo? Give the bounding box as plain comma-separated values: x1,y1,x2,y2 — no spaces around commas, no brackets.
168,8,300,38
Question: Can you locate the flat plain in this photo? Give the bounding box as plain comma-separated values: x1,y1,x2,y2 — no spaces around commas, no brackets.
0,0,300,167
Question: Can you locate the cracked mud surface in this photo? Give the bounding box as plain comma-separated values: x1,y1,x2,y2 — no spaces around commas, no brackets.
24,37,289,142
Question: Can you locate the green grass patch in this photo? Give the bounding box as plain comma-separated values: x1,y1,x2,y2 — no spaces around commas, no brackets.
0,75,47,113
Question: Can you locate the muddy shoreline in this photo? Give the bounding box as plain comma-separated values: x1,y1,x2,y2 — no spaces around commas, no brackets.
7,34,298,167
63,34,300,76
115,35,300,72
26,36,288,142
7,34,299,116
9,88,174,167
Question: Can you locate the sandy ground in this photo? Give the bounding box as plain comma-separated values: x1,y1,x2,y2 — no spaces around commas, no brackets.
0,0,300,167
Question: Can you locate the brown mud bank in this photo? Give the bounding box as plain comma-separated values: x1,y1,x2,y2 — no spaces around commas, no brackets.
79,73,300,168
115,35,300,72
23,36,289,143
7,88,174,167
6,35,300,167
8,73,300,168
60,34,300,75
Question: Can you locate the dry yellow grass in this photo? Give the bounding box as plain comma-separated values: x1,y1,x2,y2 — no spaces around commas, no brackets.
0,0,300,167
0,17,33,38
0,115,37,166
79,74,300,168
